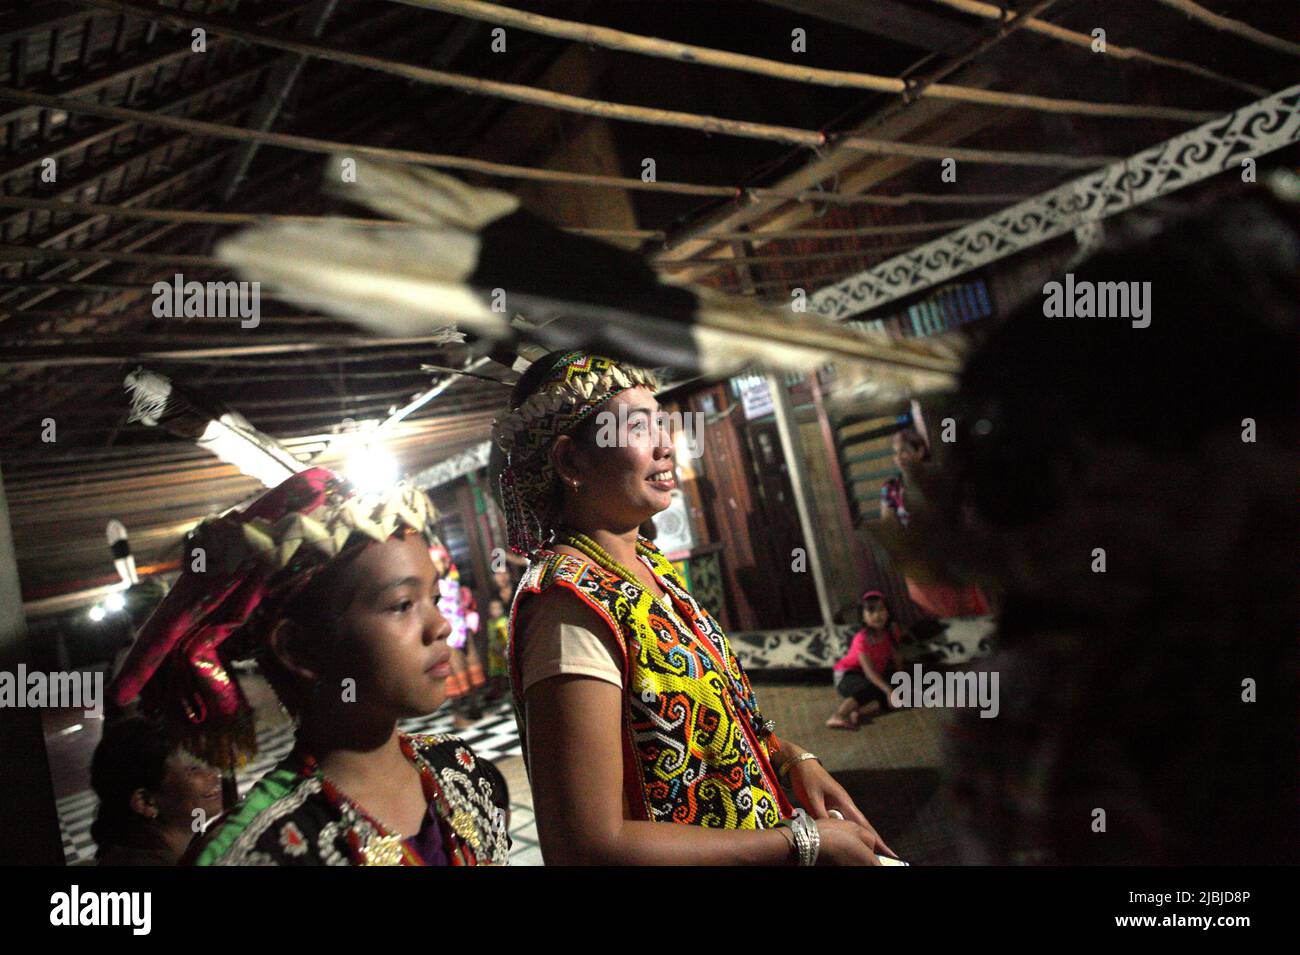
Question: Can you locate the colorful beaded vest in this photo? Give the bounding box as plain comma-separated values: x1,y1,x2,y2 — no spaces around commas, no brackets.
508,539,794,829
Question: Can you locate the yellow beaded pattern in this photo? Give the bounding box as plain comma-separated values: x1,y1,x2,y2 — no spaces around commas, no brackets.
510,538,791,829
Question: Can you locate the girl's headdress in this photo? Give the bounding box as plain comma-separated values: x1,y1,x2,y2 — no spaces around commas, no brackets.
108,467,436,768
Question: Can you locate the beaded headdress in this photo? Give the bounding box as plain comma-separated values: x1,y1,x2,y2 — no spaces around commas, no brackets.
491,351,658,555
109,467,437,768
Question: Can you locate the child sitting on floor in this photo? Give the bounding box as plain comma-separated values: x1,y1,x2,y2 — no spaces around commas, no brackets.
827,591,902,730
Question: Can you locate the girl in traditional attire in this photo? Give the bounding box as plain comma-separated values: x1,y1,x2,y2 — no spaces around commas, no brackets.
109,468,509,865
494,350,896,865
430,544,487,727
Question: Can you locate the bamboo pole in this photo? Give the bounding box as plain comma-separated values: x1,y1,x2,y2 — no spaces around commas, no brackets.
0,87,739,198
0,233,913,281
2,244,918,292
394,0,1217,122
745,187,1030,207
838,132,1111,168
1,310,355,327
655,244,919,270
0,192,1005,242
70,0,1122,166
0,194,972,242
0,336,463,368
7,366,432,387
744,266,891,291
1152,0,1300,59
925,0,1269,94
0,243,222,267
79,0,828,149
648,2,1068,276
700,219,973,240
1,334,440,348
0,280,157,293
0,90,1038,207
0,136,234,227
0,195,410,229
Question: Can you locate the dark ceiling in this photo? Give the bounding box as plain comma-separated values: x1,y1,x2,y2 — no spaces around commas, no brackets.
0,0,1295,600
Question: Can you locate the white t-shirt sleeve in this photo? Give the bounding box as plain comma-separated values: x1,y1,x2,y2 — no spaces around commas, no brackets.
517,591,624,695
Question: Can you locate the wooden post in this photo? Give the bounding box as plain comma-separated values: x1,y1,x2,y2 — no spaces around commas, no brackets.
765,373,837,632
458,476,492,597
808,370,869,587
0,460,65,864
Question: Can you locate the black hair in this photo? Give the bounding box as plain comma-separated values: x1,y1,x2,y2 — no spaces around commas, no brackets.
931,188,1299,863
894,428,930,460
250,544,370,716
508,350,582,409
861,595,891,627
955,193,1297,527
90,716,173,858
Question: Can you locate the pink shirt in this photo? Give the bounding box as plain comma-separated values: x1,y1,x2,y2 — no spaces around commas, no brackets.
833,625,900,674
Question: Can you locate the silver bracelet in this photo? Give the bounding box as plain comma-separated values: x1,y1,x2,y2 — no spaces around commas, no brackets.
787,816,809,867
789,809,821,866
775,824,798,865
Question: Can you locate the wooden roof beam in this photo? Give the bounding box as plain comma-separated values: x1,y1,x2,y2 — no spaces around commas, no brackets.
0,1,307,128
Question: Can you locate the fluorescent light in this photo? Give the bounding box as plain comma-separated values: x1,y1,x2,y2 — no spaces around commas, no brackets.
104,591,126,613
197,416,299,487
88,605,107,622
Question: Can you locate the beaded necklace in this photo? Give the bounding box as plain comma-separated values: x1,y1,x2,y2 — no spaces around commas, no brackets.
555,529,676,610
304,735,446,865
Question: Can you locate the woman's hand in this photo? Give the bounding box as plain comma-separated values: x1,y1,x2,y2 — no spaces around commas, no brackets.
816,818,883,866
788,758,897,859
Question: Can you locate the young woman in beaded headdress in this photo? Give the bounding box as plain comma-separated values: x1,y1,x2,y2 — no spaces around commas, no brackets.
108,468,509,865
494,350,897,865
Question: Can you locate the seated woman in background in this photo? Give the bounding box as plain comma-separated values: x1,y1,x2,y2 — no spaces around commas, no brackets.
108,468,510,866
881,428,990,620
90,716,223,865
